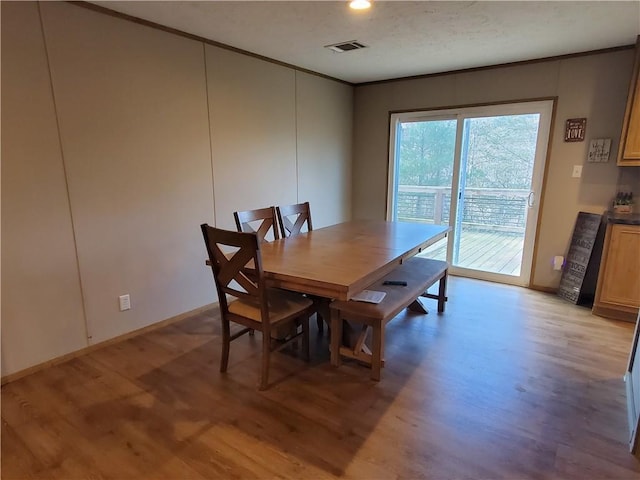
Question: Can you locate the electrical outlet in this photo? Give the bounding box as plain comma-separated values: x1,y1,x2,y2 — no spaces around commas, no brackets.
572,165,583,178
119,294,131,311
553,256,564,271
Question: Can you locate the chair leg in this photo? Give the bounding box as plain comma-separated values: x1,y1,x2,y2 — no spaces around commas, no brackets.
371,323,382,381
292,321,300,350
437,272,448,313
259,328,271,390
302,315,310,361
330,310,342,367
314,298,332,335
220,317,231,373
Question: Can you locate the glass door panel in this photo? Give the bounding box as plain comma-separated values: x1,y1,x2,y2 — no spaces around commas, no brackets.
453,114,541,277
391,118,457,261
389,100,553,287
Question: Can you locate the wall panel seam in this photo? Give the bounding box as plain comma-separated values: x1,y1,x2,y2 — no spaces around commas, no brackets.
37,1,91,344
295,71,299,203
203,43,216,226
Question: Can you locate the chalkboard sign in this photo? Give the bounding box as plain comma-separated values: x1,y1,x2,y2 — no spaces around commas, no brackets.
558,212,605,305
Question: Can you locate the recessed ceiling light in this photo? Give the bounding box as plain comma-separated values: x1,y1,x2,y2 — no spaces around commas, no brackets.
350,0,371,10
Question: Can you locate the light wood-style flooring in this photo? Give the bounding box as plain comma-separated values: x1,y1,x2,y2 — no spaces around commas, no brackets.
3,277,640,479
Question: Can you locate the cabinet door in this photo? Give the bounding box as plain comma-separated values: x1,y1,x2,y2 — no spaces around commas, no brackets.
623,75,640,161
618,36,640,166
600,225,640,307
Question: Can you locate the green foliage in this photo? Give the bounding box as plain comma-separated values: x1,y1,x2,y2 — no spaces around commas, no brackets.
464,114,539,189
398,120,456,187
397,114,540,189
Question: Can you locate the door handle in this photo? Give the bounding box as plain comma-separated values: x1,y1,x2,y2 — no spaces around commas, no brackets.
527,191,535,207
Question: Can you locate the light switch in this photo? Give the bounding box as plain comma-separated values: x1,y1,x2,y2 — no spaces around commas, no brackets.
119,294,131,311
572,165,583,178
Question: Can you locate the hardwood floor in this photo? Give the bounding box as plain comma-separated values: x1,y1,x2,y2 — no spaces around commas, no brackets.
3,277,640,479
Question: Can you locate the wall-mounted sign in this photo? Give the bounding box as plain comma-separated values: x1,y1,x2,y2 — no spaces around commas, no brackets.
587,138,611,163
564,118,587,142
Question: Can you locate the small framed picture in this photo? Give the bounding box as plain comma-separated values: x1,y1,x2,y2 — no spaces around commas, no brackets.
565,118,587,142
587,138,611,163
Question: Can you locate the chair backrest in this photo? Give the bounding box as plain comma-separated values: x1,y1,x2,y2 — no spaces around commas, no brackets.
201,224,268,320
233,207,280,242
276,202,313,238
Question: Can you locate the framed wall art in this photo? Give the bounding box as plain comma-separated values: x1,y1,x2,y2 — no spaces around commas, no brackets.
565,118,587,142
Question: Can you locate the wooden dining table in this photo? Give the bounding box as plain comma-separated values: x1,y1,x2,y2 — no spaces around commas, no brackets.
259,220,450,302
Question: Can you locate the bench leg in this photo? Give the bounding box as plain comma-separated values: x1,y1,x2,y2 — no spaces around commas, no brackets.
371,323,382,381
417,270,449,314
437,272,448,313
408,297,429,314
330,309,342,367
353,325,369,354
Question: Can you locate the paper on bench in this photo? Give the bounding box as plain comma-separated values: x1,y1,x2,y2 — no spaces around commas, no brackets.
350,290,386,304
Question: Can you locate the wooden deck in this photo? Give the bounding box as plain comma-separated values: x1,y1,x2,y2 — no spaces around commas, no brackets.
420,227,524,276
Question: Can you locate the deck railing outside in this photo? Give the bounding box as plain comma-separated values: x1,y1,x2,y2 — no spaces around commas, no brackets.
397,186,529,233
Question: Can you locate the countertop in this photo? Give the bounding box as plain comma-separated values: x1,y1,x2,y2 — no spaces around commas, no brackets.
607,210,640,225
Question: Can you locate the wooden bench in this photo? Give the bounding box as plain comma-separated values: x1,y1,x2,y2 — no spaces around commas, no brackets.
329,257,448,381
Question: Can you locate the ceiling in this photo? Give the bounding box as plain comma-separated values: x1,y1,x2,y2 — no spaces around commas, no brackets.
90,1,640,84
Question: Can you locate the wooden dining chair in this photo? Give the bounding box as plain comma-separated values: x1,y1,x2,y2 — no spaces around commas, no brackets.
233,206,280,242
276,202,312,238
201,224,312,390
276,201,325,332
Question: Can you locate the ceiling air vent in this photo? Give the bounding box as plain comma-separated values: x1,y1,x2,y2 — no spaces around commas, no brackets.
325,41,367,53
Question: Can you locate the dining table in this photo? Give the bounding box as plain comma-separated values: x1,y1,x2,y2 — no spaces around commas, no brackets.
259,219,450,302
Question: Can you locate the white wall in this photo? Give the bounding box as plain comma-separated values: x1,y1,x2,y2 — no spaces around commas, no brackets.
1,2,353,377
40,1,215,345
206,45,297,231
352,51,636,289
296,72,353,228
1,1,87,375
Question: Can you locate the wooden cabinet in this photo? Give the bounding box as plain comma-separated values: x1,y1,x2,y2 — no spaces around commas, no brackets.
593,223,640,321
618,36,640,166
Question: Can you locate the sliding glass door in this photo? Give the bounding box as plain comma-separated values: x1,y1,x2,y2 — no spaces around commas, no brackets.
388,100,553,286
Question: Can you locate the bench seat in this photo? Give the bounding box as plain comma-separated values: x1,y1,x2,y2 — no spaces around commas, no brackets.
329,257,448,380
